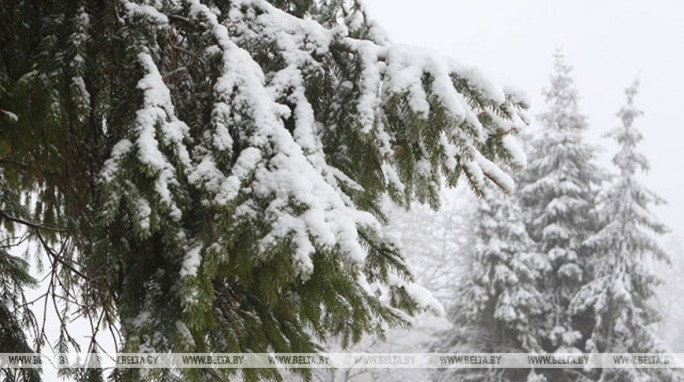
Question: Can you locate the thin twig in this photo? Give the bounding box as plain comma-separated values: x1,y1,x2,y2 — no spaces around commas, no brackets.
34,231,88,280
0,210,66,233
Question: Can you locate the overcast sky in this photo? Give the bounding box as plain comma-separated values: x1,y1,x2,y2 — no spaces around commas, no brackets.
365,0,684,242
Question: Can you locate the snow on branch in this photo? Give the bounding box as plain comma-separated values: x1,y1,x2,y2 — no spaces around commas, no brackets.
100,0,528,321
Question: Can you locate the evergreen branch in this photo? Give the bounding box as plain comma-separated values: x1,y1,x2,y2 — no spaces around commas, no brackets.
167,14,193,27
493,127,520,137
0,209,67,233
163,66,189,80
0,158,60,177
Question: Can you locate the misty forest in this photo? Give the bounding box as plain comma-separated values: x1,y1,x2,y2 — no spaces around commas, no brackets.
0,0,682,381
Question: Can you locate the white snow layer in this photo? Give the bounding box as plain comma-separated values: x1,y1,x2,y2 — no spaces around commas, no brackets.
180,245,203,278
102,0,526,301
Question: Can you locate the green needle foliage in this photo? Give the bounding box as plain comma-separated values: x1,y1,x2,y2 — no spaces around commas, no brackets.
1,0,527,380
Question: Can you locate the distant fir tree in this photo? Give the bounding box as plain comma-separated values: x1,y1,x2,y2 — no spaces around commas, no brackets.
519,52,603,369
436,188,549,382
0,0,528,380
570,80,677,381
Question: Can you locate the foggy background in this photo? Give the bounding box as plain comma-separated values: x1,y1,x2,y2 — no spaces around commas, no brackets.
365,0,684,235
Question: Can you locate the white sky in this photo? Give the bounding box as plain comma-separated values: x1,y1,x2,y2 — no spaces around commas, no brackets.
365,0,684,240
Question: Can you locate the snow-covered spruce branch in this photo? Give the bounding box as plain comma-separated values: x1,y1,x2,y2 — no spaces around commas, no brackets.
1,0,529,380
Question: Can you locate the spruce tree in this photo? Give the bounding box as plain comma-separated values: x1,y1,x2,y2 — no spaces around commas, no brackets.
436,189,549,382
519,52,602,364
0,0,528,380
570,80,676,381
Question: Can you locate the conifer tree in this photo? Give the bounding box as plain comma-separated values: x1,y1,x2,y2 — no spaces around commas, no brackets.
436,189,549,382
0,0,528,380
519,52,602,363
570,80,676,381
